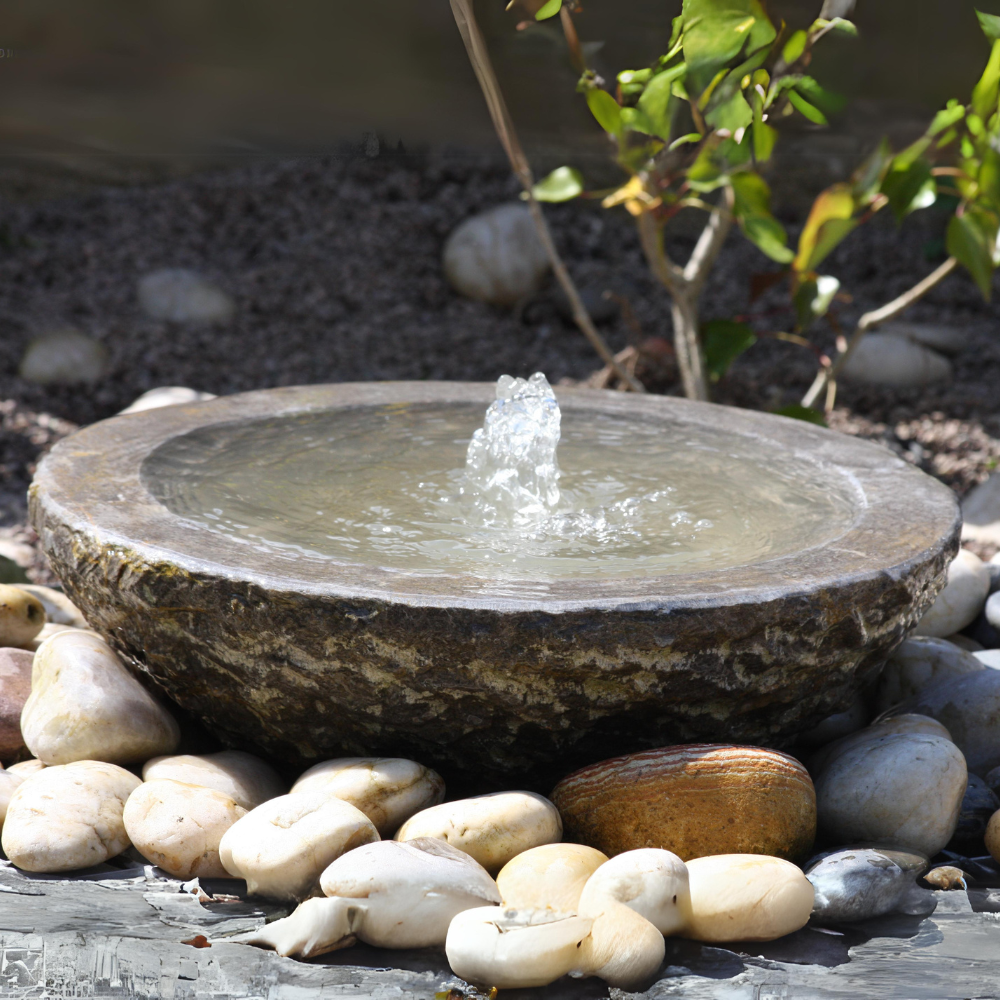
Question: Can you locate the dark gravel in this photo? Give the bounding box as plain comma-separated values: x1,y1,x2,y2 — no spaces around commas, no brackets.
0,148,998,576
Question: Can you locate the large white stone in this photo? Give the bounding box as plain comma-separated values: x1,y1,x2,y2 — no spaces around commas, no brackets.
291,757,443,837
962,474,1000,547
684,854,814,942
839,333,951,388
443,204,549,307
814,732,967,856
880,321,966,356
218,791,379,901
876,636,985,713
18,328,109,385
143,751,284,811
124,778,246,879
138,269,235,324
119,386,217,415
497,843,608,914
1,760,141,872
914,549,990,638
0,767,23,825
20,630,180,766
395,791,562,873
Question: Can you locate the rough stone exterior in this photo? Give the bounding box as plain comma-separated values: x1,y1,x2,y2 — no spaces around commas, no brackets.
29,383,961,790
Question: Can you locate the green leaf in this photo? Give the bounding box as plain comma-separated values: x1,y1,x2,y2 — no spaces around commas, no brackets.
753,119,778,162
795,76,847,115
637,63,688,138
669,132,704,150
702,319,757,380
531,166,584,203
794,183,857,272
882,158,935,221
681,0,768,93
980,147,1000,207
586,89,623,136
977,9,1000,42
731,172,794,262
972,38,1000,120
782,30,808,65
620,106,657,135
809,17,858,37
618,68,653,98
535,0,563,20
948,211,997,299
705,89,754,132
929,99,966,138
774,404,827,426
787,89,828,124
850,137,892,203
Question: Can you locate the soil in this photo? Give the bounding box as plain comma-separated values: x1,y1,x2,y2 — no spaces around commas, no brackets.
0,147,997,580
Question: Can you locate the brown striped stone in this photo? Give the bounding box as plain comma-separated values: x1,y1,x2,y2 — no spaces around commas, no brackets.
550,744,816,862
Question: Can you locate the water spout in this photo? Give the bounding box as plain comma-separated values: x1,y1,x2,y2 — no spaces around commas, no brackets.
462,372,561,526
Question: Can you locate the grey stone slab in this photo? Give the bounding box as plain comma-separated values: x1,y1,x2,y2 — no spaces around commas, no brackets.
1,864,999,1000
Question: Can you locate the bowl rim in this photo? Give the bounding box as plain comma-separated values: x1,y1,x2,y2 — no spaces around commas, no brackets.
30,381,960,612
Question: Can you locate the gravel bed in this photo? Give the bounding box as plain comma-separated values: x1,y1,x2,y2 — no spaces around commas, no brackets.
0,149,997,576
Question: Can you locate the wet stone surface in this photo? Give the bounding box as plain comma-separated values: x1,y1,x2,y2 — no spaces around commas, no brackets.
1,858,999,1000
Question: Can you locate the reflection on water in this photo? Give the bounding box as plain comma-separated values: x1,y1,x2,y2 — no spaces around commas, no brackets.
142,401,861,580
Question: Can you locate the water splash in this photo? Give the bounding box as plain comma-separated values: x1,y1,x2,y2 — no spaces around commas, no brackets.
461,372,561,526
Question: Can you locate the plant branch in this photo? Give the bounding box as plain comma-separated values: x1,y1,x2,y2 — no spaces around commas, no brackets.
449,0,644,392
801,255,959,408
559,6,587,74
684,186,735,294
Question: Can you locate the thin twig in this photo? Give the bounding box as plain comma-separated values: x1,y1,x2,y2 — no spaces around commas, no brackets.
801,255,959,408
684,187,735,294
449,0,644,392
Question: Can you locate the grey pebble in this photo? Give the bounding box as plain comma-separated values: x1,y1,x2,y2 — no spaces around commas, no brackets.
806,847,927,924
949,774,1000,849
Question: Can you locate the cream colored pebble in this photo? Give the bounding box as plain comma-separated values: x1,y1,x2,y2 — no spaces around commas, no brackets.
395,791,561,873
1,760,141,872
497,843,608,914
219,791,379,901
292,757,443,836
685,855,815,942
914,549,990,638
985,809,1000,863
0,767,24,825
14,585,87,628
143,751,285,811
124,778,246,879
0,584,45,648
20,630,179,766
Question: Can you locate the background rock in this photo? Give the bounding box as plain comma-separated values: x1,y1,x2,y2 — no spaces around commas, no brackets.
18,328,109,385
839,334,951,389
137,269,235,324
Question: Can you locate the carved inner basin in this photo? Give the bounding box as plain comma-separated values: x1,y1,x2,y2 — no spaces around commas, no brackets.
30,382,960,786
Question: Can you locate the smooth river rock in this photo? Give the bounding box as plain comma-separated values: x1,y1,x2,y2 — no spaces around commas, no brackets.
395,791,561,874
914,549,990,638
138,269,235,324
876,636,985,713
806,846,926,923
291,757,444,837
797,695,870,749
123,778,247,879
18,328,109,385
7,759,45,777
15,584,87,628
219,792,379,901
986,809,1000,862
120,386,217,415
0,584,45,648
497,843,608,914
245,838,500,958
551,744,816,861
881,320,966,356
0,647,33,760
0,767,23,824
814,732,967,856
143,751,285,811
21,630,180,766
809,714,954,775
1,760,140,872
839,333,951,389
442,203,549,307
950,773,1000,848
684,854,815,942
901,668,1000,775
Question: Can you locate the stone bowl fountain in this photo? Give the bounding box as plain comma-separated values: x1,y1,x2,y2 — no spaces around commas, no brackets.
29,381,959,788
